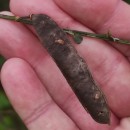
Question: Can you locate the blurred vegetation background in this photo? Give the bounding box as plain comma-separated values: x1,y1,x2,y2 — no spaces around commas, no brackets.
124,0,130,3
0,0,130,130
0,0,9,11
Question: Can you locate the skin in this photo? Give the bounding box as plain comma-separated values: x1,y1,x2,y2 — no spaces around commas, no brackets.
0,0,130,129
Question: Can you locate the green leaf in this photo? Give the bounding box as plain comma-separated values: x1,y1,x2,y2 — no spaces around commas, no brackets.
73,33,83,44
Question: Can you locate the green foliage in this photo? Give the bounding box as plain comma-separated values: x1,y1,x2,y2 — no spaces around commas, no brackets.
0,89,10,110
0,0,9,11
124,0,130,4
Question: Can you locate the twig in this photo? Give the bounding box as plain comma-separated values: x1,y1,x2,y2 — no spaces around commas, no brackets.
64,29,130,44
0,14,129,44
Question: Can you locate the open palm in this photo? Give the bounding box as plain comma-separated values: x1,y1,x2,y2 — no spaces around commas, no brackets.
1,0,130,130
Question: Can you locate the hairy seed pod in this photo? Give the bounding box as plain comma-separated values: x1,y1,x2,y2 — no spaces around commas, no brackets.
31,14,110,124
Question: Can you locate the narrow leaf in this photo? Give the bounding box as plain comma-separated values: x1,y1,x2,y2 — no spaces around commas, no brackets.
73,33,83,44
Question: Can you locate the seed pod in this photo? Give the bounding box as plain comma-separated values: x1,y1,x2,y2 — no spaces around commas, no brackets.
31,14,110,124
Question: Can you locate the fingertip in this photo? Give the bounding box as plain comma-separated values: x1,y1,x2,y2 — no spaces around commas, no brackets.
1,58,26,84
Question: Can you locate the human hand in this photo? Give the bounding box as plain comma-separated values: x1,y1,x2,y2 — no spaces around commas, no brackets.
1,0,130,129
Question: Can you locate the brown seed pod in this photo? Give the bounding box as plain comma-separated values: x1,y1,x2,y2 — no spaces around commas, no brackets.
31,14,110,124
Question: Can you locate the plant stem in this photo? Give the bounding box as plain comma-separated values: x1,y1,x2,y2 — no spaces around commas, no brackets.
0,14,129,45
0,14,33,24
63,29,130,44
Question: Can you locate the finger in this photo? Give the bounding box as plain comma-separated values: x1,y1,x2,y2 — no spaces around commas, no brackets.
115,117,130,130
0,11,119,128
54,0,118,30
54,0,130,56
1,58,79,130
